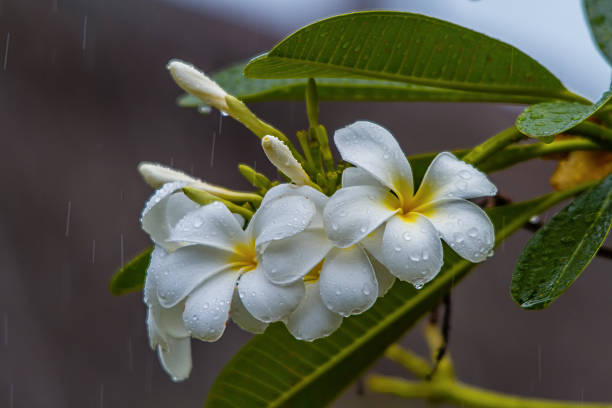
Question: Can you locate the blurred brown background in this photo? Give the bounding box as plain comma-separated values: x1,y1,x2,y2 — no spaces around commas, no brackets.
1,0,612,407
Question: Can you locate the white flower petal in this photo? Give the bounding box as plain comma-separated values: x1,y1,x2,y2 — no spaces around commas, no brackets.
413,152,497,204
417,199,495,263
169,201,248,251
152,245,233,308
144,246,166,307
141,182,199,250
182,271,239,341
370,255,396,297
238,266,305,323
381,214,443,288
230,289,268,334
158,336,192,382
285,282,343,341
341,167,383,188
334,121,414,197
261,229,332,285
261,184,327,210
157,302,190,338
361,225,385,264
147,307,166,350
250,195,316,248
324,185,399,248
319,247,378,316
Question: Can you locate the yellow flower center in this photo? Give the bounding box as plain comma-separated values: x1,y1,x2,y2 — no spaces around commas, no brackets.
304,259,325,283
229,240,258,272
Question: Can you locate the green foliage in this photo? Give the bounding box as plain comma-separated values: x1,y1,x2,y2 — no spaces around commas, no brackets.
515,86,612,142
206,190,579,408
584,0,612,66
511,174,612,310
177,63,565,109
108,247,152,295
244,11,586,102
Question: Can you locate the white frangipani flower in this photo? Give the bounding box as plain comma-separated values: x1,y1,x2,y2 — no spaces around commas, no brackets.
167,59,229,112
324,121,497,289
259,184,396,341
141,180,256,381
147,191,320,346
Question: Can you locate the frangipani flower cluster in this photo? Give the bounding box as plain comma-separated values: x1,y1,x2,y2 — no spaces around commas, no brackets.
138,120,497,381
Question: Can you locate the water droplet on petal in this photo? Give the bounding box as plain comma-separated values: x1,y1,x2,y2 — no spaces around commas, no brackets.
467,227,478,238
403,232,412,241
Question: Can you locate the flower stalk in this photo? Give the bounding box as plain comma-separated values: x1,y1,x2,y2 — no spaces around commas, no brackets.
182,187,254,220
461,126,526,166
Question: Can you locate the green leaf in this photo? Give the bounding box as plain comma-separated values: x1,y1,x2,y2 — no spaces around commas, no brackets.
108,247,152,295
511,174,612,310
584,0,612,66
206,190,579,408
515,85,612,142
244,11,586,103
177,63,564,108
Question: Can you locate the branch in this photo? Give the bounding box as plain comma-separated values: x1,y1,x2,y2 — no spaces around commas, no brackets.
368,375,612,408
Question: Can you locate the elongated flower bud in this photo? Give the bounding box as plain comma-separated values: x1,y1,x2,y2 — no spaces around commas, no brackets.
138,162,198,188
166,59,229,112
262,135,311,186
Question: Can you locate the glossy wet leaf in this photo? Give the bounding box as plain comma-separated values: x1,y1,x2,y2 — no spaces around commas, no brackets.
584,0,612,66
206,190,578,408
177,62,562,109
515,85,612,142
511,173,612,310
244,11,585,103
109,247,152,295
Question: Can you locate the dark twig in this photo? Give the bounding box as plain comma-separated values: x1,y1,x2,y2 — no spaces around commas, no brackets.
427,293,451,379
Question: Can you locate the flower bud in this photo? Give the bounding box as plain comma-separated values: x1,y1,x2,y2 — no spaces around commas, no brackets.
166,59,229,112
262,135,311,185
138,162,198,189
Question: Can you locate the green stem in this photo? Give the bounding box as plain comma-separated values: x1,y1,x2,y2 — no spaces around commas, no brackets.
368,375,612,408
306,78,319,128
296,130,316,174
182,187,254,220
568,122,612,147
478,138,602,173
224,95,305,163
462,127,525,166
313,125,335,171
384,344,431,380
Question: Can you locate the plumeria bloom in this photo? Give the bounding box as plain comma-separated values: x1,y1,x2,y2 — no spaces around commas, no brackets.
141,179,262,381
324,121,497,289
259,184,396,341
146,189,321,348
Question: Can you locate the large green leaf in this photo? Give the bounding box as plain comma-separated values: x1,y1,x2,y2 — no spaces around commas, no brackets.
584,0,612,66
515,85,612,142
177,63,563,108
108,247,152,295
206,190,580,408
244,11,586,103
511,174,612,310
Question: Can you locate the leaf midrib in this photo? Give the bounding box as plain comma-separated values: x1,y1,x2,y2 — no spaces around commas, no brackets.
248,56,581,101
